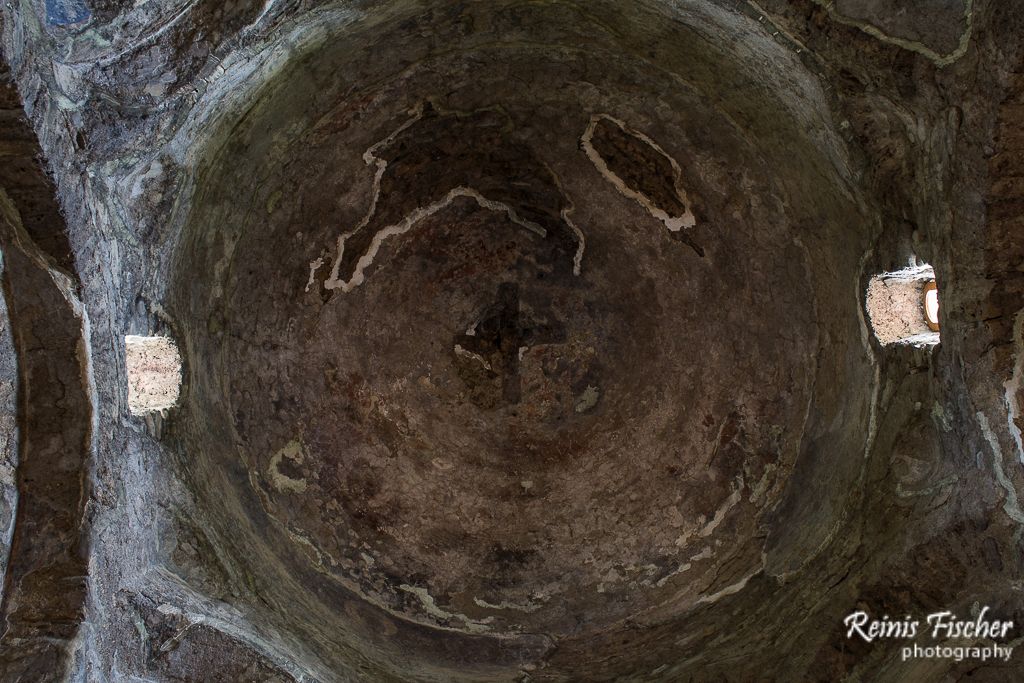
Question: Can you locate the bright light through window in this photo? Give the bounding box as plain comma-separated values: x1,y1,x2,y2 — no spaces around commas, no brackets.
923,281,939,331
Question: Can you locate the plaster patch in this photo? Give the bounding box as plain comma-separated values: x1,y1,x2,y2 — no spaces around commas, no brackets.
304,256,323,293
581,113,697,233
268,440,308,494
326,185,548,293
400,585,493,633
808,0,974,66
574,384,600,413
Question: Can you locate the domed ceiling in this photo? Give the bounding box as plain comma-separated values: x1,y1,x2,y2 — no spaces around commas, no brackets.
0,0,1022,681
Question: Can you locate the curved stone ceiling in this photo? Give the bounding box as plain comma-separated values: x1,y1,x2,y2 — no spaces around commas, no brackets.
1,0,1023,681
166,1,872,676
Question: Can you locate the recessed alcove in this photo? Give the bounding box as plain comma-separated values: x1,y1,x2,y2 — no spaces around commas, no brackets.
125,335,182,415
866,265,941,347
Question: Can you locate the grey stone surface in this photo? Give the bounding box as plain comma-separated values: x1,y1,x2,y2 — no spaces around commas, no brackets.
0,259,17,609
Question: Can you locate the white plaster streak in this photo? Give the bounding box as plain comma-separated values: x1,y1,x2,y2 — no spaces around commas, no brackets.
673,528,695,548
472,597,542,613
248,0,280,31
749,463,778,504
561,206,586,276
400,585,492,633
688,547,714,563
322,106,427,292
304,256,323,293
453,344,491,371
698,486,742,538
977,411,1024,526
581,114,697,232
325,186,548,293
1004,311,1024,465
655,563,690,587
695,571,757,605
286,526,326,568
322,104,586,293
76,304,99,534
399,585,449,620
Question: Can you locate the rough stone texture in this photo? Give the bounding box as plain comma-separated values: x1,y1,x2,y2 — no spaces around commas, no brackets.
0,0,1022,681
0,261,17,608
0,191,91,680
0,53,92,681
